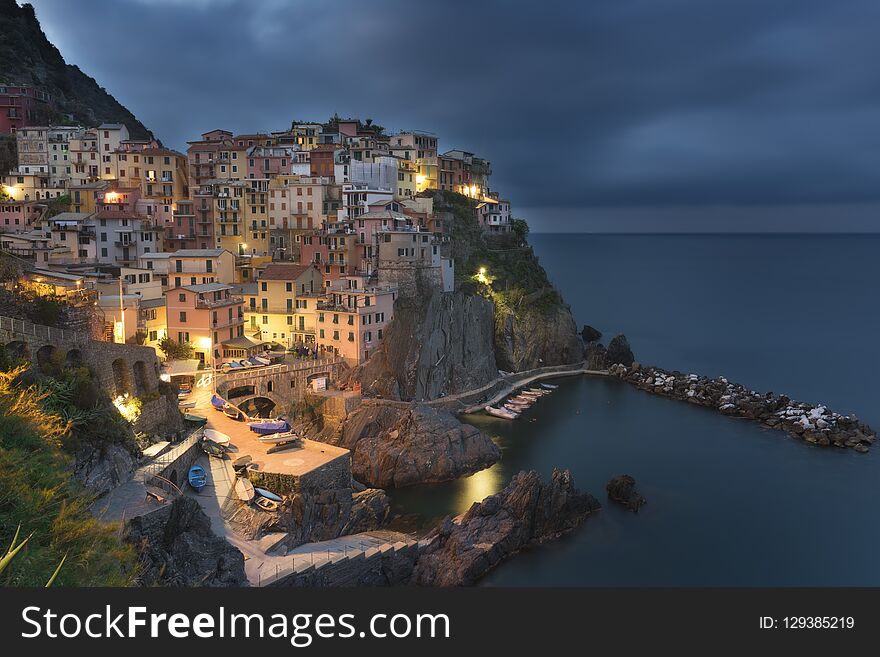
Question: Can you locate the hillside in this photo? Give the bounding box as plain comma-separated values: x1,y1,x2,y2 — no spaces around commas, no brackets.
0,0,152,139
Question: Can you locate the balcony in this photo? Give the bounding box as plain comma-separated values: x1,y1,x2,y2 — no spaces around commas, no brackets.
114,239,137,247
195,295,243,309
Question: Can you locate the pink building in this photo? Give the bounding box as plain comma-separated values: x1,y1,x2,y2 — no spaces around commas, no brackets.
299,224,359,288
246,146,297,179
0,200,43,232
165,282,245,365
315,278,396,364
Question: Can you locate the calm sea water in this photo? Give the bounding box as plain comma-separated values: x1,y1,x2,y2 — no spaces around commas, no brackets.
388,234,880,586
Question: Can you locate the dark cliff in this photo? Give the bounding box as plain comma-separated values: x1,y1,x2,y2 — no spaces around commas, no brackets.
0,1,152,139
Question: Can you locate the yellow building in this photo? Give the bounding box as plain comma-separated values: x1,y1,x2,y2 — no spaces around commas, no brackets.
251,262,324,347
140,297,168,349
105,142,189,204
396,157,417,200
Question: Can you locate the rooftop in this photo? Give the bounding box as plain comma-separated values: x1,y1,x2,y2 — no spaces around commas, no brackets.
181,282,233,293
170,248,228,257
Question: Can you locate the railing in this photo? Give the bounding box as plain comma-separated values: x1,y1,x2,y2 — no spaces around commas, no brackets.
216,357,343,382
141,432,202,489
0,315,71,341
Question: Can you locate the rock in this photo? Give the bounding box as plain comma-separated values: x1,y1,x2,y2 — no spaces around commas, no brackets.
329,403,501,488
72,442,136,496
495,302,584,373
606,475,646,512
606,334,635,367
581,325,603,343
585,342,607,370
411,469,600,586
124,496,247,587
348,291,498,400
341,488,392,535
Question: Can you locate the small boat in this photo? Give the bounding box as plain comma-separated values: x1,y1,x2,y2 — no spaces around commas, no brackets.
254,497,279,512
519,390,542,399
510,395,534,405
234,477,255,502
187,465,207,492
258,430,298,445
504,403,527,414
485,405,519,420
203,429,231,446
223,404,241,420
177,392,190,400
254,487,283,502
252,356,271,365
540,383,559,390
201,439,227,458
183,412,207,425
527,387,548,395
210,394,227,410
267,439,300,454
232,454,253,472
248,419,290,435
178,400,197,409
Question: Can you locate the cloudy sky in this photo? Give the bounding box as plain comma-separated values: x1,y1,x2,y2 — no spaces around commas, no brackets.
25,0,880,230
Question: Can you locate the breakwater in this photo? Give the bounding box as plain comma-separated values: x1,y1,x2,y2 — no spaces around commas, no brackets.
608,363,876,452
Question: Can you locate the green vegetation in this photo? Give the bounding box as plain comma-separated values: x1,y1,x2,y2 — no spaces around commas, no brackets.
158,336,194,361
0,135,16,182
43,193,71,219
0,364,136,586
0,0,152,140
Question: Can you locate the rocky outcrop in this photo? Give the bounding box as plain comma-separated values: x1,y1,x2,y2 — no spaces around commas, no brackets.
344,488,392,535
606,475,646,512
581,325,603,343
606,335,635,367
124,496,246,587
349,291,498,401
494,301,584,373
610,363,876,452
585,342,608,370
325,403,501,488
411,469,600,586
72,442,136,496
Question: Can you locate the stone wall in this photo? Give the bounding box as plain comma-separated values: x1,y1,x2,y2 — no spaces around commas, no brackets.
378,265,442,301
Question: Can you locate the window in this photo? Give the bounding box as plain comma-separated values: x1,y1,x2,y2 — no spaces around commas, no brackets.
178,293,186,302
285,282,292,292
179,311,187,322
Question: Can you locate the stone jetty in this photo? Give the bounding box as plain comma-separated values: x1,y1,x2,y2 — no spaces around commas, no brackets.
609,363,876,453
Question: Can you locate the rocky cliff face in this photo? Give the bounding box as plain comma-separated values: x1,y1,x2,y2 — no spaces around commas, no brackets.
411,469,599,586
349,291,498,401
72,442,136,497
124,496,246,587
495,300,584,372
322,402,501,488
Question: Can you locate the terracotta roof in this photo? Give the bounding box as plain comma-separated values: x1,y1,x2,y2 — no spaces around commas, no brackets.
258,263,316,281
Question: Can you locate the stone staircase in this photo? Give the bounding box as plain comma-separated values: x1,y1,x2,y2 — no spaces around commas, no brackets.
256,534,425,587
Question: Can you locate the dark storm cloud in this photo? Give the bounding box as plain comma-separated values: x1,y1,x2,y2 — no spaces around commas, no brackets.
24,0,880,210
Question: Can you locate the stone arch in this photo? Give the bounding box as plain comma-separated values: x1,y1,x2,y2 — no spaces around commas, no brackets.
132,360,151,396
4,340,31,363
168,469,178,488
111,358,134,397
227,384,255,399
64,348,83,369
36,344,58,374
237,395,278,418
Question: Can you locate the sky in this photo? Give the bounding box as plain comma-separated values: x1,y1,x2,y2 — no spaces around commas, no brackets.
23,0,880,231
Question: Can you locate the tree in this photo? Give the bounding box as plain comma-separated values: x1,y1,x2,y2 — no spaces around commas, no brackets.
512,218,530,242
158,336,193,361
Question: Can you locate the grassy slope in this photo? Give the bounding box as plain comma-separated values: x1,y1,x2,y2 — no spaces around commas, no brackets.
0,359,136,586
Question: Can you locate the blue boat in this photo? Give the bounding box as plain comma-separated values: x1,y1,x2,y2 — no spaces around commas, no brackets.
254,487,282,502
210,394,226,410
248,419,290,435
188,465,207,492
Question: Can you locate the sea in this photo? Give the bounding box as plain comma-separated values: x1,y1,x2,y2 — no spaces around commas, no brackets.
388,233,880,586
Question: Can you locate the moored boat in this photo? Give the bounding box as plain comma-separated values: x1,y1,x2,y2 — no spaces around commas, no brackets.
187,465,207,492
540,383,559,390
510,395,534,405
210,394,227,410
527,387,548,395
254,497,279,512
258,430,299,445
254,487,282,502
201,439,227,458
247,419,290,435
223,404,241,420
504,403,527,414
178,400,196,409
234,477,255,502
485,405,519,419
203,428,231,446
183,412,207,425
232,455,252,472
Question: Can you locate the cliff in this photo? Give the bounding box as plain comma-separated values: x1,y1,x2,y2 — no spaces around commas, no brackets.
348,290,498,400
0,0,152,139
321,402,501,488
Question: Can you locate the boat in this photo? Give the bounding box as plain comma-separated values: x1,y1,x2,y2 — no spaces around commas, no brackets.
527,387,549,395
177,392,190,401
485,405,519,420
178,400,196,409
210,394,227,410
258,430,299,445
254,487,282,502
203,429,231,446
183,412,207,425
251,356,271,366
234,477,255,502
223,404,241,420
188,464,207,492
267,439,300,454
201,439,227,458
510,395,534,405
254,497,279,512
247,418,290,435
232,455,253,472
520,390,542,398
504,403,527,414
540,383,559,390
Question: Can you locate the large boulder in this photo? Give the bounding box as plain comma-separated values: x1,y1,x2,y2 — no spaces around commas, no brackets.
329,403,501,488
411,469,600,586
606,334,635,367
124,496,247,587
606,475,646,512
73,442,136,496
581,325,603,343
494,301,584,373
